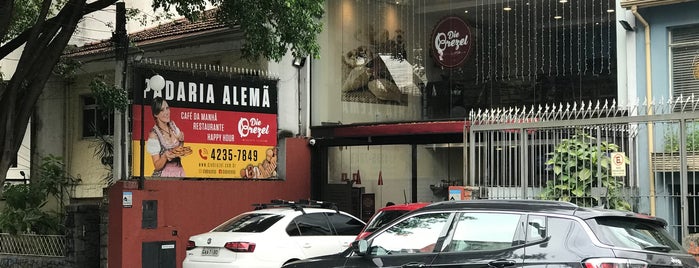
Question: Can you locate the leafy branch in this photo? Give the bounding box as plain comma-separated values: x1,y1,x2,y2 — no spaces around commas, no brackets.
540,131,631,210
0,155,79,235
89,75,128,113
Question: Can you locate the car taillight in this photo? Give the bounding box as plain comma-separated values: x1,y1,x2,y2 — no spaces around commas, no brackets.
186,241,196,251
224,242,256,252
584,258,648,268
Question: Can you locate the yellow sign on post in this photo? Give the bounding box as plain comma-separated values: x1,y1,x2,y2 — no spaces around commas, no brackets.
610,152,626,177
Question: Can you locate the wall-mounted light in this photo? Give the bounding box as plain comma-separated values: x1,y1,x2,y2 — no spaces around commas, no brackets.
503,6,512,11
149,74,166,91
292,57,306,68
619,20,634,31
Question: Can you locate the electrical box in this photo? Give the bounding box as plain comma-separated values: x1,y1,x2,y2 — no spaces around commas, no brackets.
142,200,158,229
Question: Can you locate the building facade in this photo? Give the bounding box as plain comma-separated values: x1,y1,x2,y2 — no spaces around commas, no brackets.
309,0,625,211
618,0,699,239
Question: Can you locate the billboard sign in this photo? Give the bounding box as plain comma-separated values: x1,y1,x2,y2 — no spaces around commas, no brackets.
131,67,279,179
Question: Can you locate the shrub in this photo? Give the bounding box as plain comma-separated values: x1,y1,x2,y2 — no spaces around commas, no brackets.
540,131,631,210
0,155,78,235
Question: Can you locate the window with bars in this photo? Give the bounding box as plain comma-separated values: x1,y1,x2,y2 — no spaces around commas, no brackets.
671,25,699,101
82,95,113,137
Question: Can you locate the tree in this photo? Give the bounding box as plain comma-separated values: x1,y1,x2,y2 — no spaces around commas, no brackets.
0,0,324,188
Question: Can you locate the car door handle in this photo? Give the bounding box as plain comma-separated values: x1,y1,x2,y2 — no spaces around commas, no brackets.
303,243,311,248
489,259,516,268
402,262,426,268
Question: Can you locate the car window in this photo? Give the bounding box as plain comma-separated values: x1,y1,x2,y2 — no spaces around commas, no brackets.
325,213,364,235
370,212,451,255
443,212,522,252
524,216,587,258
591,217,682,252
526,215,547,243
365,210,409,232
287,213,333,236
213,213,284,232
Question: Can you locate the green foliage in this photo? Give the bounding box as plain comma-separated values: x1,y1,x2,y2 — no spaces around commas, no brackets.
663,123,699,152
3,0,66,42
540,131,631,211
52,57,81,80
152,0,325,61
88,124,114,186
3,0,40,43
89,75,128,113
0,155,78,235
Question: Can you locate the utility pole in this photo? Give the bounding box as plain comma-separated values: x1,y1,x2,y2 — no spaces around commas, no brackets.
113,1,128,182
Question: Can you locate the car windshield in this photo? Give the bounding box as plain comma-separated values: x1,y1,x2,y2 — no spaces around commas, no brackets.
365,210,410,232
213,213,284,233
591,217,682,252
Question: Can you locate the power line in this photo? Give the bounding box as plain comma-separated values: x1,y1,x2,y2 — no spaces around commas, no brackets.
77,26,113,33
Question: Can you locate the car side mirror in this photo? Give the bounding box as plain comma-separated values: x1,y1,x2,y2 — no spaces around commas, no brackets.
351,239,369,256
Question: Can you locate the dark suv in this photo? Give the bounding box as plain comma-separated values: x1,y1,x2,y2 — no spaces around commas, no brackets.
283,199,698,268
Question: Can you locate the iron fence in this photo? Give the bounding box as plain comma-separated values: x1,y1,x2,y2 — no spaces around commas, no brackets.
0,233,66,257
468,96,699,242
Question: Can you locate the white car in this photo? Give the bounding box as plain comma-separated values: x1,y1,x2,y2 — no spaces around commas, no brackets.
183,200,366,268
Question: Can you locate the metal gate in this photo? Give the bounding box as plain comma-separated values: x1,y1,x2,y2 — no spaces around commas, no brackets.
468,97,699,241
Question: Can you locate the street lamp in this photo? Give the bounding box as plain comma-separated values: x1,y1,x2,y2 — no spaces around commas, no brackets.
293,57,306,136
149,74,165,91
292,57,306,68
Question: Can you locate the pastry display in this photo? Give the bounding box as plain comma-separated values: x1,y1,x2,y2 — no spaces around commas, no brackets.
171,146,192,157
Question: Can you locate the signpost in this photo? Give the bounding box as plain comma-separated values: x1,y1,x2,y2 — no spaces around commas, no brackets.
610,152,626,177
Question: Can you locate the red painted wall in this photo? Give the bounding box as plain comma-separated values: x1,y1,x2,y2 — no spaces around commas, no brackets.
108,137,311,268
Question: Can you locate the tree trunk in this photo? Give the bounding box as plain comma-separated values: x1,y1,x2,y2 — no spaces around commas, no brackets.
0,0,117,188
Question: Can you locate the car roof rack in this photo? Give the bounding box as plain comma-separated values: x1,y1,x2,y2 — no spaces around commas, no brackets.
252,199,339,214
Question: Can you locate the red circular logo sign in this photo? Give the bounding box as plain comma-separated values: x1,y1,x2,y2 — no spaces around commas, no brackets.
431,16,473,68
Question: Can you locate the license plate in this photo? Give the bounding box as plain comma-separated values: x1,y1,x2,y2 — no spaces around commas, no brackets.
201,247,219,257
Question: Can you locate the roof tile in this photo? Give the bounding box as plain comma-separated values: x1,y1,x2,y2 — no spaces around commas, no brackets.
65,9,228,57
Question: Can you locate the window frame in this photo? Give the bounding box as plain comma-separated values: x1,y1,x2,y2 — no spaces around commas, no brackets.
287,212,334,236
441,211,526,253
324,212,364,236
669,25,699,102
368,211,455,256
82,95,114,138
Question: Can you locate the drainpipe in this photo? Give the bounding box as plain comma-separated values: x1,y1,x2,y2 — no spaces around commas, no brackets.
632,5,655,216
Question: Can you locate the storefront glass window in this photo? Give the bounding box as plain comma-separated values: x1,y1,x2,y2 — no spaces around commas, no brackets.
325,144,463,214
312,0,617,125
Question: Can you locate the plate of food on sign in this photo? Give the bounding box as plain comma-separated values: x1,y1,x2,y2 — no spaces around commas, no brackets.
171,146,193,157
